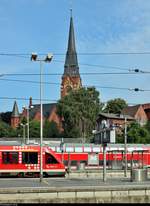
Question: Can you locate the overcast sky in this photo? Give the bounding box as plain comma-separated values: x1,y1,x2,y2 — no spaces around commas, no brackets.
0,0,150,112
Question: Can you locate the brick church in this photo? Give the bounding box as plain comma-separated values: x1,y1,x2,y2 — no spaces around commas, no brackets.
11,13,82,129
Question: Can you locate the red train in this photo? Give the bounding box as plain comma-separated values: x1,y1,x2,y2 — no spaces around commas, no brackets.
50,143,150,169
0,143,150,177
0,145,66,177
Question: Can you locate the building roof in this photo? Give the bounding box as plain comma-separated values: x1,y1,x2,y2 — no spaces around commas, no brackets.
64,15,80,77
121,105,141,117
11,101,20,117
29,103,57,119
98,112,134,120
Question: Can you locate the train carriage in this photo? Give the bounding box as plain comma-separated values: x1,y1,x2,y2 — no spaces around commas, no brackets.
0,145,66,177
52,143,150,170
0,142,150,177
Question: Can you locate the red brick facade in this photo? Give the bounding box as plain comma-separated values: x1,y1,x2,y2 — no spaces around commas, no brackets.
122,105,148,126
61,76,82,98
134,105,148,125
11,116,20,129
142,103,150,120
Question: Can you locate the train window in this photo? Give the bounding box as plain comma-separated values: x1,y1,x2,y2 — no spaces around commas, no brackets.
70,160,78,166
2,152,18,164
99,160,103,166
80,160,87,166
45,153,58,164
63,160,68,166
22,152,38,164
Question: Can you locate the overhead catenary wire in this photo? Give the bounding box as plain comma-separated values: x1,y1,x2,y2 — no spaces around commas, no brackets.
0,78,150,91
53,59,130,71
0,52,149,108
0,96,143,107
0,96,57,102
1,52,150,56
0,52,149,72
0,71,150,77
0,78,60,85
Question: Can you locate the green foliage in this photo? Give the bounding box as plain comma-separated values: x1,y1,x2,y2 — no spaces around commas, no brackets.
43,120,60,138
144,121,150,132
0,120,17,137
0,112,12,124
116,132,124,143
56,87,102,140
28,120,40,138
115,121,150,144
103,98,128,114
127,122,150,144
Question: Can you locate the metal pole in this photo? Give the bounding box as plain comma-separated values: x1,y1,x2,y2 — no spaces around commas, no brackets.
103,129,107,182
130,152,133,181
103,143,106,182
23,125,25,145
61,137,64,163
27,108,29,144
124,117,127,177
40,60,43,182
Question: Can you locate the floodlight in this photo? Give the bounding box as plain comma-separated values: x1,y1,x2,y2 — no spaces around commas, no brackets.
31,53,38,61
45,53,53,62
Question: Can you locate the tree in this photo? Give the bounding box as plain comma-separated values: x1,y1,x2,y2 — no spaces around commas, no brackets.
127,122,150,143
56,87,102,140
103,98,128,114
44,120,60,138
0,112,12,124
144,121,150,133
28,120,40,138
0,120,17,138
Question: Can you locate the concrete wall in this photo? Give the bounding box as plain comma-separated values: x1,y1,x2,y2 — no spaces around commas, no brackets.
0,186,150,203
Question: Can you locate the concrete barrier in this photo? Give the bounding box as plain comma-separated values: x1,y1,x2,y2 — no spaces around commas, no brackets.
0,186,150,203
131,168,148,182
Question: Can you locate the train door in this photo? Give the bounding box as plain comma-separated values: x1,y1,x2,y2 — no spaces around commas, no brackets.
88,153,99,166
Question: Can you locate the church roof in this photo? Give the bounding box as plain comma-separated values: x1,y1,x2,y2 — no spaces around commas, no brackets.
11,101,20,117
64,14,79,77
29,103,57,119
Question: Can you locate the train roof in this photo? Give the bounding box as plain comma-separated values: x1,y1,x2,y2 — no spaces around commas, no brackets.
0,140,150,147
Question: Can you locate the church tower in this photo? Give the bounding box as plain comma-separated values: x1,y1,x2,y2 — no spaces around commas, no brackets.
61,11,82,98
11,101,20,128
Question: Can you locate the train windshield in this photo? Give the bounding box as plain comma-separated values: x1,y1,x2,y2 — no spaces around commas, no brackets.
22,152,38,164
45,152,58,164
2,151,18,164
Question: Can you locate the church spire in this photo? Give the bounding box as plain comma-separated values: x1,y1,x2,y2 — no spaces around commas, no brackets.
11,101,19,117
61,10,82,98
64,11,79,76
11,101,20,128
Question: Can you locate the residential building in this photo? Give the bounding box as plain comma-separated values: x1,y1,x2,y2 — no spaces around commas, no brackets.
121,104,148,126
94,112,134,144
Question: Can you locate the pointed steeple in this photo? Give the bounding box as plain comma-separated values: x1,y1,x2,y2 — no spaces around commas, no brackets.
64,10,79,76
11,101,19,117
61,10,82,98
